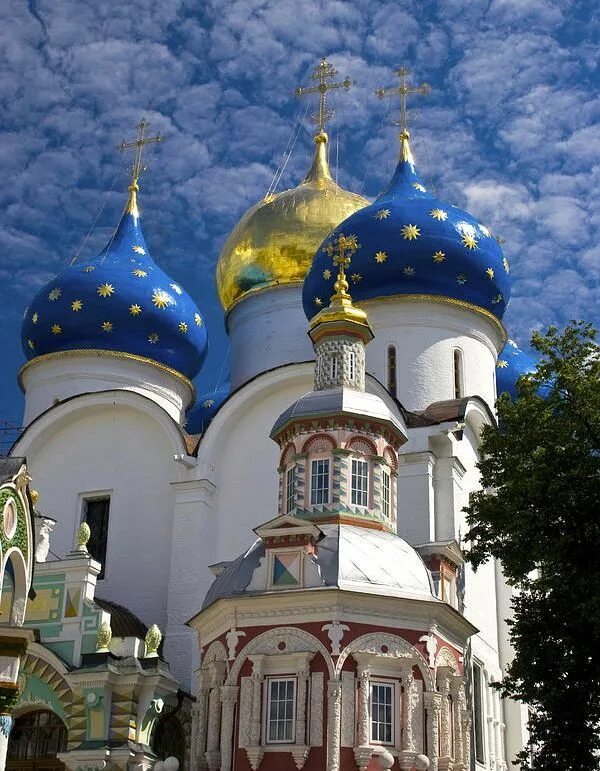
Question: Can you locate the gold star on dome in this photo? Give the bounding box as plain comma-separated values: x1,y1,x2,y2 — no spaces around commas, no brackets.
497,359,508,369
152,289,172,309
148,332,159,344
32,312,39,324
82,266,95,273
461,234,478,250
412,182,426,192
97,283,115,298
51,324,62,335
179,321,188,334
27,339,35,350
48,288,62,301
456,274,467,285
323,269,332,279
314,297,323,307
132,269,147,278
503,257,510,273
170,283,183,295
429,208,447,221
203,399,215,408
194,313,203,327
375,251,388,263
71,299,83,312
403,266,415,277
102,321,113,333
132,245,146,255
402,224,420,241
374,209,391,220
486,267,495,280
129,304,142,316
492,293,503,305
351,273,362,283
433,251,446,263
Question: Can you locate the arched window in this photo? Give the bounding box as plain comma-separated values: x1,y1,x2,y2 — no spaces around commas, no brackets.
152,713,185,764
7,710,67,770
453,349,464,399
387,346,397,398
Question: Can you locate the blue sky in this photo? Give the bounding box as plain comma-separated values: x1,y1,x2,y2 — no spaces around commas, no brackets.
0,0,598,433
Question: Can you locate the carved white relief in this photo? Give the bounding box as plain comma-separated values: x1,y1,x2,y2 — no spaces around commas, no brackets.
419,627,438,668
326,679,342,771
322,620,350,655
356,668,370,748
203,640,228,666
219,685,238,771
225,627,246,660
413,679,425,754
423,691,443,771
238,677,253,748
309,672,324,747
340,671,355,747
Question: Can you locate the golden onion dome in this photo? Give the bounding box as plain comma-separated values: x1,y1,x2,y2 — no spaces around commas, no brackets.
216,131,370,313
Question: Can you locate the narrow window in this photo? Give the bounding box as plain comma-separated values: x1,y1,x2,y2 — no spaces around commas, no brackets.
387,346,397,398
310,459,330,505
266,678,296,743
382,470,391,519
370,682,394,744
472,662,486,764
453,349,464,399
285,467,296,513
349,351,356,381
83,497,111,579
351,459,369,507
331,356,338,379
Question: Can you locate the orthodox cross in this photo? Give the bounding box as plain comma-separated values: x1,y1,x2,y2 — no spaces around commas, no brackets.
324,233,360,299
119,118,163,186
376,67,430,131
295,58,353,134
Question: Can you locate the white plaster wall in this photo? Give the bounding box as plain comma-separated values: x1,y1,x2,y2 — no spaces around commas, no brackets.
227,286,314,389
20,352,194,426
12,394,187,631
361,298,505,412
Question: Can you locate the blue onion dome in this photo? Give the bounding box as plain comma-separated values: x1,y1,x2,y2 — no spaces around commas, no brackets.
21,181,208,379
496,339,539,399
302,129,511,322
185,380,231,433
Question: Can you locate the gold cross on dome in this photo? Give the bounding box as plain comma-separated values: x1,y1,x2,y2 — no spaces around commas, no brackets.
324,233,360,301
119,118,163,187
295,58,354,135
376,67,431,131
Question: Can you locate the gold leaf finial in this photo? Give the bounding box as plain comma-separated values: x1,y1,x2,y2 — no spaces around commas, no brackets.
376,66,430,134
96,621,112,652
145,624,162,657
76,521,91,552
118,118,163,216
295,57,354,138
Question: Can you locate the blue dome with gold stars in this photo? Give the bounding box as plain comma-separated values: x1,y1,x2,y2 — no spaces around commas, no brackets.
21,184,208,379
185,380,231,434
302,130,511,321
496,339,539,399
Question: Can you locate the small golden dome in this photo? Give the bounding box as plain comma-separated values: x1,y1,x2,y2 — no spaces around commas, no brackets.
216,132,369,313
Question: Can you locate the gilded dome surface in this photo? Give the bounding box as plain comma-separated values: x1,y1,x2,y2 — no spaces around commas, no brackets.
216,133,369,312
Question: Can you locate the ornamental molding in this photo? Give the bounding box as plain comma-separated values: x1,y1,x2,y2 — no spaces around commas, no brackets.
203,640,228,666
434,646,458,672
228,627,333,683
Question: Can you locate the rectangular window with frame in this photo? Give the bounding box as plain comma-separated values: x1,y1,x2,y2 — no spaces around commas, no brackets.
286,466,296,513
310,459,330,505
83,496,111,579
266,678,296,743
370,681,394,745
472,661,486,764
351,459,369,507
382,470,391,518
331,356,338,379
349,351,356,381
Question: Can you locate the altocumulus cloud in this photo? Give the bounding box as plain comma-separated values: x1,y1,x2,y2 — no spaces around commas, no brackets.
0,0,597,421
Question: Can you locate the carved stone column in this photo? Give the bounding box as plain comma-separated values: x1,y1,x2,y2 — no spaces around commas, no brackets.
461,711,472,771
327,679,343,771
219,685,239,771
400,664,417,753
190,681,210,771
437,666,453,766
450,675,465,770
291,668,310,769
354,667,372,771
423,691,443,771
205,662,226,771
245,656,264,771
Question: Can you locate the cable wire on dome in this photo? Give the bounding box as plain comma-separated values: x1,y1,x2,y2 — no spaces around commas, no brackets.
359,96,391,197
69,167,121,266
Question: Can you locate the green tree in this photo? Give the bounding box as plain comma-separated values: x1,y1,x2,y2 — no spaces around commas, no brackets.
465,322,600,771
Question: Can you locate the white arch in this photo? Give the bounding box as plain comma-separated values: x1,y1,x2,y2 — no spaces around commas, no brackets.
435,645,459,672
203,640,228,666
336,631,434,690
228,626,334,683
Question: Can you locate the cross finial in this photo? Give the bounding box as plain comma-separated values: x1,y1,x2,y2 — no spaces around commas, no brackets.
295,58,354,136
324,233,360,301
119,118,163,191
376,67,430,132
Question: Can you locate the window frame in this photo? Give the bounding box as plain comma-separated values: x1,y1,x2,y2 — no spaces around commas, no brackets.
382,468,391,519
264,677,297,745
453,348,465,399
285,466,296,513
310,457,330,506
370,679,396,746
349,350,356,382
331,355,338,380
81,493,111,580
351,458,369,507
472,660,486,765
387,345,397,399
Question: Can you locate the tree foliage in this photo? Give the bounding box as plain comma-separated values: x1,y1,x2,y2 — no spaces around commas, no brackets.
465,322,600,771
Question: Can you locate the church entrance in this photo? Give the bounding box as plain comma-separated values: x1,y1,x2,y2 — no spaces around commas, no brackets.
6,710,67,771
